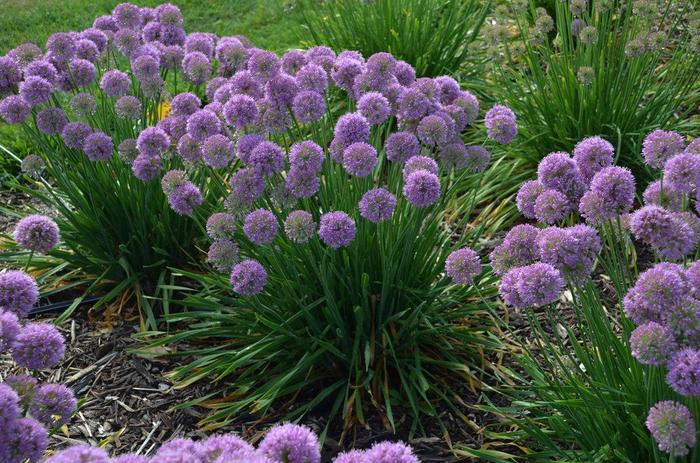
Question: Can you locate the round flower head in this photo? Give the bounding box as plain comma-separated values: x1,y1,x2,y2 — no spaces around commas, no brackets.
132,154,163,181
258,423,321,463
501,262,564,308
0,95,31,124
646,401,696,456
284,210,316,243
36,107,68,135
118,139,139,164
0,417,48,463
319,211,356,249
175,134,200,163
207,240,239,273
666,348,700,396
537,151,586,201
19,76,52,106
257,97,292,133
489,224,539,276
70,92,97,117
629,206,696,261
445,247,481,285
231,71,264,99
206,213,237,240
81,28,108,53
115,95,142,119
333,450,366,463
0,55,21,91
46,32,76,62
44,444,109,463
449,145,489,172
223,94,258,128
295,63,327,93
14,214,60,254
485,105,517,144
397,87,430,121
0,270,39,318
534,189,569,224
578,25,599,45
20,154,45,178
285,168,320,199
664,152,700,194
588,166,635,214
516,180,545,219
206,77,228,101
282,49,307,75
343,142,377,177
157,3,184,26
450,91,479,126
230,259,267,296
664,298,700,346
385,132,420,164
83,131,114,162
12,322,65,369
292,90,326,124
289,141,323,173
229,168,265,203
185,32,214,57
137,127,170,157
416,114,449,147
160,170,188,195
643,129,686,169
334,112,371,147
114,455,150,463
573,136,614,183
534,226,597,283
359,188,397,223
182,52,211,85
4,374,38,408
243,209,279,245
249,141,285,176
358,92,390,125
623,262,688,324
24,59,58,85
331,58,364,92
0,310,21,353
0,383,21,428
201,134,235,169
365,441,418,463
403,156,438,179
403,170,441,208
685,138,700,156
187,109,221,142
237,134,265,165
29,383,76,428
171,92,201,118
264,72,299,107
113,2,141,28
629,322,678,367
131,54,160,82
198,434,254,462
248,49,281,81
68,58,96,87
168,182,203,216
687,261,700,299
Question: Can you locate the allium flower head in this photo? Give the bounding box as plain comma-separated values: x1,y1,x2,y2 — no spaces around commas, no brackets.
248,141,285,176
264,72,299,107
445,247,481,285
623,262,688,324
230,259,267,296
29,383,76,428
292,90,326,123
579,26,599,45
258,423,321,463
664,152,700,193
646,401,696,456
319,211,356,249
12,322,65,369
629,322,678,366
44,444,109,463
332,450,366,463
331,58,364,92
171,92,201,118
24,59,58,85
4,374,38,408
14,214,60,254
534,189,570,224
198,434,254,462
207,240,239,273
500,263,564,308
0,310,21,353
334,113,371,147
115,95,142,119
359,188,397,223
416,114,449,147
573,136,614,183
185,32,214,57
588,166,635,214
244,209,279,245
685,138,700,156
248,49,281,81
489,224,539,276
343,142,377,177
113,2,141,28
289,141,323,173
629,206,697,261
516,180,545,219
137,127,170,157
0,417,48,463
176,134,201,163
160,170,188,195
81,28,108,53
207,213,237,240
284,210,316,243
0,55,22,91
187,109,221,142
231,70,264,99
643,129,686,169
68,58,97,87
157,3,184,26
358,91,390,125
397,87,430,121
20,154,45,178
385,132,420,164
403,170,441,208
296,63,328,93
403,155,438,179
537,151,586,201
70,92,97,117
364,441,419,463
666,348,700,396
0,95,31,124
83,131,114,162
202,134,235,169
0,383,21,427
485,105,517,144
282,49,307,75
223,94,258,128
168,182,203,216
285,168,320,199
183,51,211,85
19,76,52,106
452,145,489,172
0,269,39,318
36,107,68,135
535,225,600,283
229,168,265,203
46,32,76,63
132,153,162,181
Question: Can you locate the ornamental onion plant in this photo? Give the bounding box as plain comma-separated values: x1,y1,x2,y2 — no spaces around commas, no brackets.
134,42,518,431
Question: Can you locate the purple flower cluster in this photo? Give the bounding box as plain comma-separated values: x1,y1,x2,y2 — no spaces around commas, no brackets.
13,215,60,254
499,262,564,309
445,247,482,285
646,401,696,456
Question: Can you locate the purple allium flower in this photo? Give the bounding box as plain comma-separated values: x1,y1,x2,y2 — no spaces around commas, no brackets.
46,32,76,63
237,134,265,164
14,214,60,254
113,455,149,463
403,170,441,208
24,60,58,85
198,434,254,462
588,165,635,213
282,49,307,76
0,383,20,428
687,261,700,299
185,32,214,57
137,127,170,157
306,45,335,72
12,322,65,369
206,213,237,240
573,136,614,183
248,49,281,81
357,91,390,125
258,98,293,133
216,38,248,73
284,210,316,243
365,52,396,79
319,211,356,249
230,259,267,296
664,152,700,193
445,247,481,285
403,155,438,179
285,168,320,199
114,95,142,119
68,58,96,87
131,54,160,82
36,107,68,135
458,145,491,172
19,76,52,106
113,28,141,57
29,383,76,428
160,169,188,195
118,139,139,164
4,374,38,408
416,114,449,147
249,141,285,176
453,91,479,125
43,444,110,463
0,417,48,463
20,154,45,178
296,63,328,93
537,151,586,201
258,423,321,463
485,105,517,144
223,94,258,128
623,262,688,324
113,2,141,28
0,310,21,353
231,70,264,99
292,90,326,123
76,39,99,62
646,401,696,456
168,182,203,216
434,75,461,105
206,240,239,273
685,138,700,156
264,72,299,107
83,131,114,162
160,44,184,67
229,168,265,203
157,3,184,26
343,142,377,177
331,58,364,92
500,263,564,308
206,77,228,101
363,442,418,463
629,322,678,367
385,132,420,164
0,55,21,91
534,189,569,224
93,15,118,33
643,129,686,169
70,92,97,117
187,109,221,142
390,59,414,86
172,134,200,164
0,270,39,318
156,438,199,457
536,225,600,283
243,209,278,245
289,141,323,173
397,87,430,121
629,206,696,261
489,224,539,276
81,28,108,52
333,450,366,463
359,188,397,223
0,95,30,124
182,52,211,85
664,299,700,347
667,348,700,396
171,92,201,118
201,134,235,169
132,154,163,181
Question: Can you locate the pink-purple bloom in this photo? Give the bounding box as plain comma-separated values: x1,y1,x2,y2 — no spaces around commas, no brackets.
14,215,60,254
646,401,696,456
12,322,65,370
642,129,686,169
359,188,397,223
243,209,279,245
319,211,356,249
284,210,316,243
0,270,39,318
445,247,481,285
258,424,321,463
484,105,517,144
230,259,267,296
403,170,441,208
